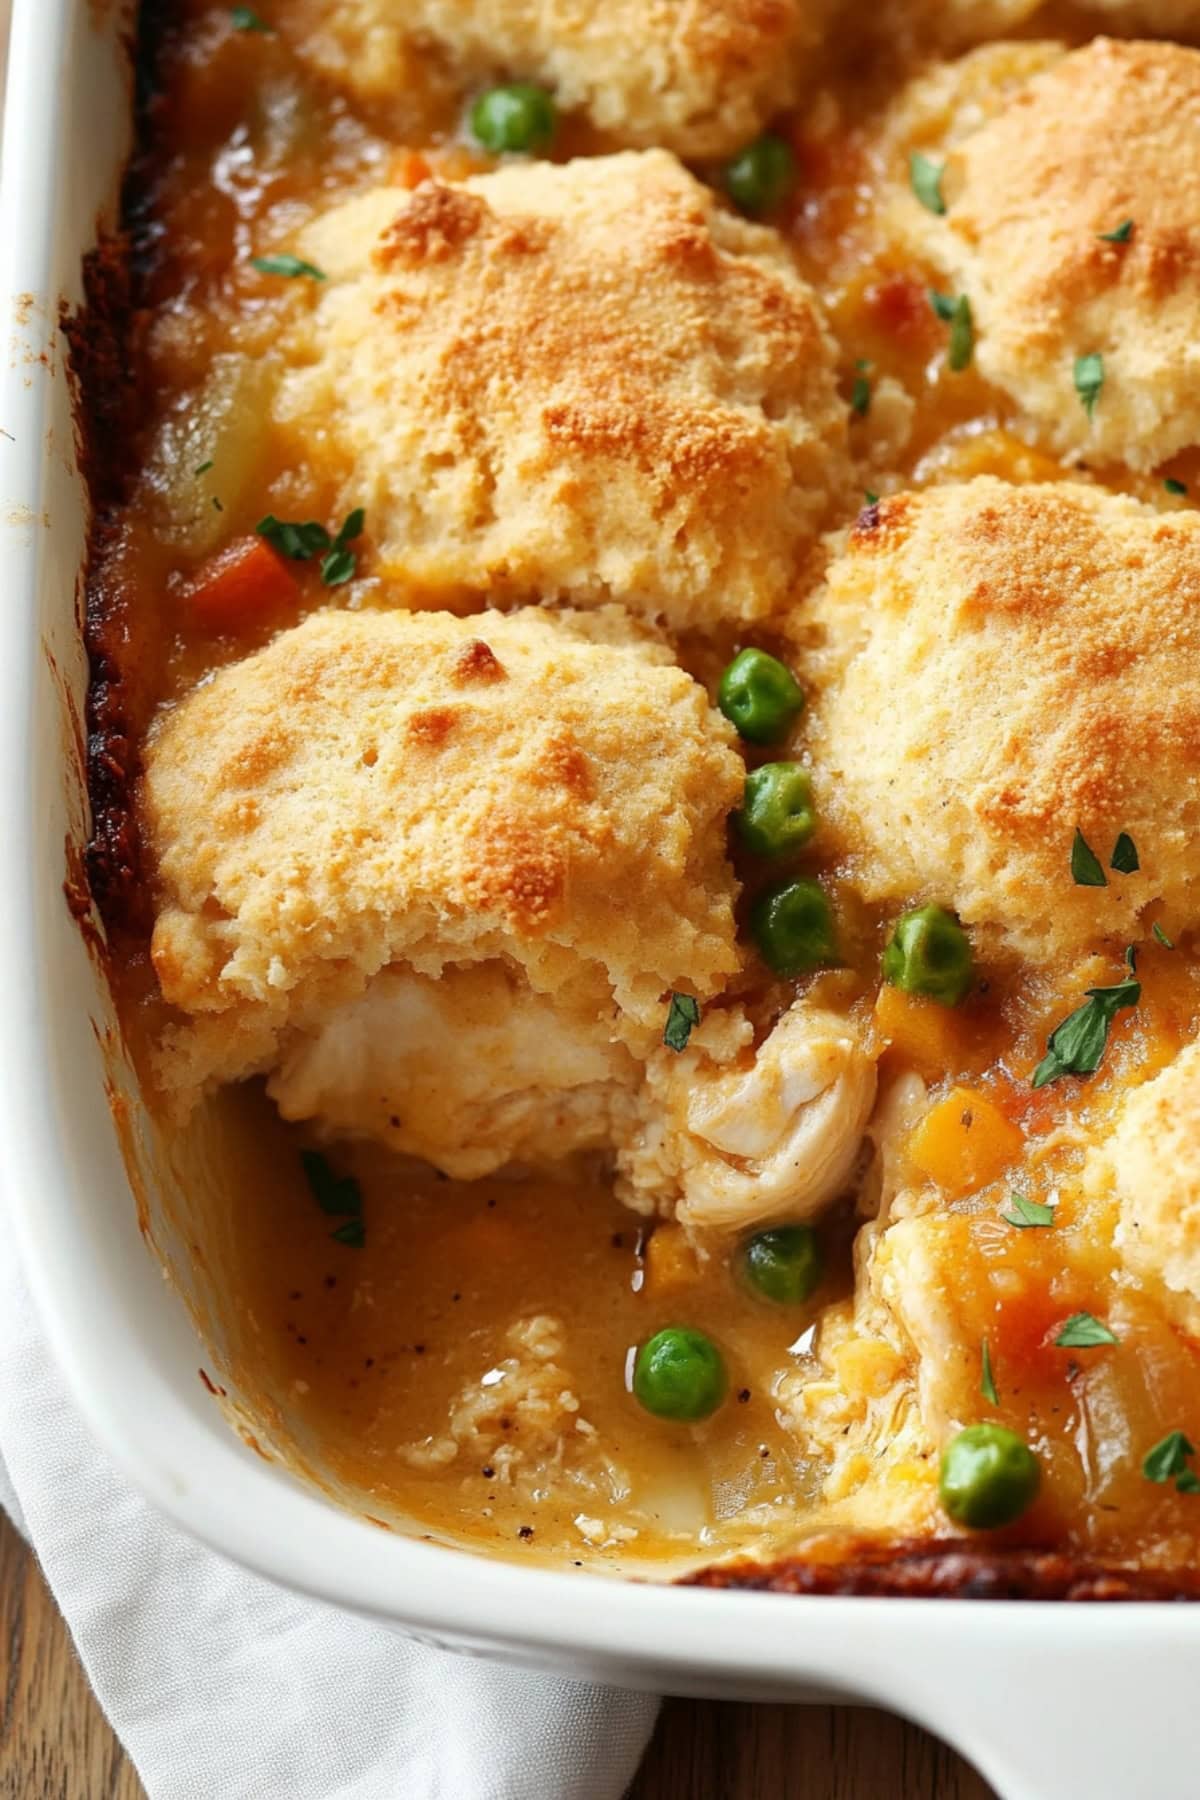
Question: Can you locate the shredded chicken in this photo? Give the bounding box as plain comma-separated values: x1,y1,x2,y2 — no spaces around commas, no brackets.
617,1001,878,1229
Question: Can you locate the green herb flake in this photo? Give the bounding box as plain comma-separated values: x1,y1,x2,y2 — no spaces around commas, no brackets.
1176,1468,1200,1495
1074,352,1105,419
850,359,871,418
980,1337,998,1406
928,290,957,322
195,459,214,476
664,992,701,1054
909,152,946,216
864,489,879,506
1165,478,1189,497
330,1217,366,1249
1053,1312,1119,1349
947,294,974,373
1002,1192,1056,1230
1153,922,1176,949
300,1148,362,1218
1143,1429,1195,1486
257,515,330,560
1031,960,1141,1089
231,5,272,29
251,253,326,281
1110,831,1139,875
1098,219,1134,244
320,507,366,587
1070,827,1107,888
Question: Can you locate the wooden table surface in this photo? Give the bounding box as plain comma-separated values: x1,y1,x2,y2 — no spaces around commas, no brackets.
1,1510,995,1799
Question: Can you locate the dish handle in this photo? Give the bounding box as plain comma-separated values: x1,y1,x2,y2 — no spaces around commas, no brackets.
868,1614,1197,1800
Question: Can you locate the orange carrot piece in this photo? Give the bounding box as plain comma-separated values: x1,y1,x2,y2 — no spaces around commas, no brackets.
187,535,300,631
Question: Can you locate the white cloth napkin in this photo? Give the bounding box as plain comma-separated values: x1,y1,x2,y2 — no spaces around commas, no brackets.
0,1241,659,1799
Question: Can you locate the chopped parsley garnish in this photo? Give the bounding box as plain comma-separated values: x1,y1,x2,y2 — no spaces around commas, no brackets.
909,152,946,215
251,253,326,281
850,359,871,417
195,459,214,476
1002,1192,1056,1230
231,5,272,28
1110,831,1139,875
1153,921,1175,949
1054,1312,1119,1349
1031,959,1140,1089
320,508,366,586
301,1149,365,1247
329,1218,366,1249
1165,478,1189,497
1070,827,1107,887
257,508,365,585
301,1148,362,1217
1098,219,1133,244
663,992,700,1053
980,1337,998,1406
929,291,974,370
1074,352,1105,419
1143,1429,1198,1490
947,295,974,372
864,489,879,506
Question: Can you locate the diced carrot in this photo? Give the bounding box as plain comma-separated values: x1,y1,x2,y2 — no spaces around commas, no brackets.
873,983,972,1081
644,1225,698,1294
186,535,301,631
391,149,432,190
907,1085,1024,1197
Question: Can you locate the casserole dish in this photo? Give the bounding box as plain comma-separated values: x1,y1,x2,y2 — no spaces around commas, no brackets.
4,4,1200,1797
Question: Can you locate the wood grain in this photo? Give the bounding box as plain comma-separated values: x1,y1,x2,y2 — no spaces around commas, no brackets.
0,1511,995,1799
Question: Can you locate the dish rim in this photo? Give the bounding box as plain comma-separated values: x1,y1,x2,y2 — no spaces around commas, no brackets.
5,6,1200,1794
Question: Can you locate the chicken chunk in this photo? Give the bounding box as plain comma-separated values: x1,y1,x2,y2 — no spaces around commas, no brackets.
618,1002,877,1227
269,963,640,1179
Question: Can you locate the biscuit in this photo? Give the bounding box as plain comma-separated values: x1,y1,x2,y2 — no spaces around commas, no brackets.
284,0,832,156
144,604,743,1104
1088,1040,1200,1336
887,39,1200,470
273,152,849,632
795,479,1200,962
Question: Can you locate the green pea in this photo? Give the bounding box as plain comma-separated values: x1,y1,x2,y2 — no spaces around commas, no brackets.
718,648,805,745
939,1424,1041,1530
881,903,974,1007
743,1227,822,1304
736,763,816,858
469,83,557,154
632,1326,727,1422
724,133,796,217
751,877,837,976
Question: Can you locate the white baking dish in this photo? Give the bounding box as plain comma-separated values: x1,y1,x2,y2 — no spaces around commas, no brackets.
2,4,1198,1795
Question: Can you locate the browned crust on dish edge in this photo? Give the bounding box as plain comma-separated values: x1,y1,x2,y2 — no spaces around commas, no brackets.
682,1539,1200,1601
63,2,178,935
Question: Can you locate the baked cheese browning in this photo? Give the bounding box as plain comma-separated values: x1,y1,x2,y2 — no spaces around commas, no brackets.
1089,1038,1200,1336
890,37,1200,470
142,604,743,1106
795,479,1200,962
283,0,835,156
271,152,850,630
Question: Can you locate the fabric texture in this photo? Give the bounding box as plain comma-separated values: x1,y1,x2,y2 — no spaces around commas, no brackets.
0,1243,659,1799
